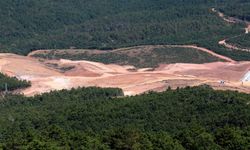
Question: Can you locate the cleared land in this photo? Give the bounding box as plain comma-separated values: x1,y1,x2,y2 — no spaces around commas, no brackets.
0,53,249,96
28,45,234,68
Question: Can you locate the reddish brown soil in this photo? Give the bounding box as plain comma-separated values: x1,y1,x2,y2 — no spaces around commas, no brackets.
4,8,248,96
0,53,249,96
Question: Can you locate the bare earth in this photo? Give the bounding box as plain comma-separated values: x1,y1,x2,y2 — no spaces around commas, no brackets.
0,8,248,96
0,53,250,96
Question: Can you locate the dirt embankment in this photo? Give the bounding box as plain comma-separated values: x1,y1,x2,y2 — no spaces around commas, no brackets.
0,53,249,96
4,8,250,96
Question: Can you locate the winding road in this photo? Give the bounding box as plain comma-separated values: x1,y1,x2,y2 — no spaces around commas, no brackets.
212,8,250,52
29,8,248,64
9,7,250,95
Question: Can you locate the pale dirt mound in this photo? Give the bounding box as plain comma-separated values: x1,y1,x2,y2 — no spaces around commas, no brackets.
2,8,247,96
0,53,250,96
0,54,61,77
158,62,250,81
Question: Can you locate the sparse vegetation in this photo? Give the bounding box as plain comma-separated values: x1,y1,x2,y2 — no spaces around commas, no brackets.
45,63,75,72
32,46,222,68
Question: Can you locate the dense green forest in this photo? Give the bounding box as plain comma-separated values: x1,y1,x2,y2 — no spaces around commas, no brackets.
1,1,250,149
1,0,250,60
32,46,222,68
227,34,250,49
219,0,250,21
0,86,250,149
0,73,30,92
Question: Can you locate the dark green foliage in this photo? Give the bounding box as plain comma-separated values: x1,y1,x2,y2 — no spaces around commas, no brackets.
227,34,250,49
219,0,250,21
215,126,250,150
215,0,250,54
1,0,250,61
0,73,30,92
0,86,250,149
176,125,221,150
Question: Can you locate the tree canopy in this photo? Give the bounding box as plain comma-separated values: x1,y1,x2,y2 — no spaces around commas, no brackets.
0,86,250,149
0,0,250,60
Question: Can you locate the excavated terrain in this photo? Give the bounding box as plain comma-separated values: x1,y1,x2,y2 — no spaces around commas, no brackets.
0,53,249,96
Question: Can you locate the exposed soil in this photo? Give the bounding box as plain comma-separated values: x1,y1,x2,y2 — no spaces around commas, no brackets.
0,53,249,96
2,8,249,96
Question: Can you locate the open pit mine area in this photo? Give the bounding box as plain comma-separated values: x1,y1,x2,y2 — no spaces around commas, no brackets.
0,53,249,96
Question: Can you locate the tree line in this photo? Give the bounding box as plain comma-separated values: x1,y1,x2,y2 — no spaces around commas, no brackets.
0,73,30,92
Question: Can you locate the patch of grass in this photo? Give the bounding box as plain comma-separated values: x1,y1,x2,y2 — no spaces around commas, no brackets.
32,46,222,68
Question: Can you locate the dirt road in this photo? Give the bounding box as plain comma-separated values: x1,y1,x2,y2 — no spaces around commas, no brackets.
166,45,235,62
219,39,250,52
1,8,249,96
29,44,236,63
212,8,250,52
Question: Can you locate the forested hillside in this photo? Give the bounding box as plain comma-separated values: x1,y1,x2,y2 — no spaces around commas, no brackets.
217,0,250,51
219,0,250,21
0,86,250,149
228,34,250,49
1,0,250,60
